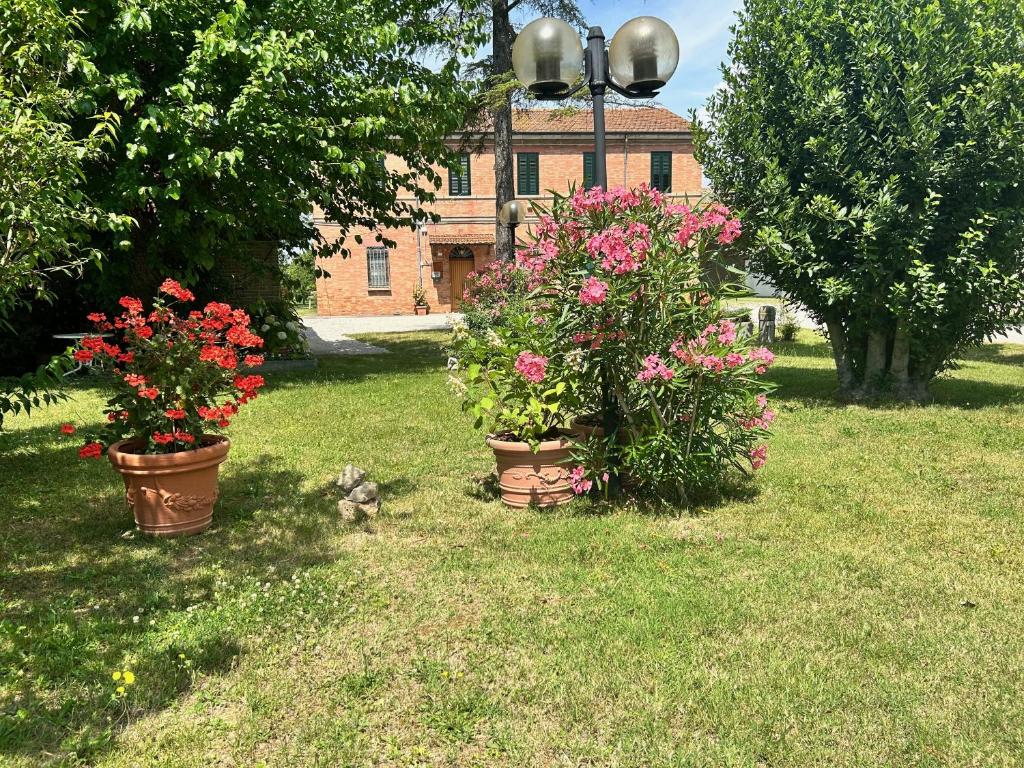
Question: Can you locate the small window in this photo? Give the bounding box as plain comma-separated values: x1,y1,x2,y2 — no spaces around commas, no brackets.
517,152,539,196
367,247,390,290
650,151,672,192
582,152,596,190
449,153,471,196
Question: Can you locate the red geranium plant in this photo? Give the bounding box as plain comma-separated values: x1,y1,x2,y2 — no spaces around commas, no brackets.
71,279,266,457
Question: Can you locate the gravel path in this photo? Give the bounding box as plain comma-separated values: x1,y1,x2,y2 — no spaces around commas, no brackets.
302,314,461,355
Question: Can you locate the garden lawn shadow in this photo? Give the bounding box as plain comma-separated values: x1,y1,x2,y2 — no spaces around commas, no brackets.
0,440,349,762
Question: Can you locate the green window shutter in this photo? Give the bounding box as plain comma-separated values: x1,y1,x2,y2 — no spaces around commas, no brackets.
583,152,595,190
449,153,471,196
650,151,672,192
517,152,539,196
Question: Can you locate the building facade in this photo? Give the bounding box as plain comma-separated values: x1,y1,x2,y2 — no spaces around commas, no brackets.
314,107,704,317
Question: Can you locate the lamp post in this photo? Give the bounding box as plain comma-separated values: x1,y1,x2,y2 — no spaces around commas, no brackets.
512,15,680,188
498,199,526,245
510,16,679,489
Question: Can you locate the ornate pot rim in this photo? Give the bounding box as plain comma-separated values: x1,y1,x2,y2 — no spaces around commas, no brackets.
485,435,571,453
108,436,230,476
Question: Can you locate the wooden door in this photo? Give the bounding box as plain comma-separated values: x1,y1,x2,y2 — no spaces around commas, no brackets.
449,257,475,310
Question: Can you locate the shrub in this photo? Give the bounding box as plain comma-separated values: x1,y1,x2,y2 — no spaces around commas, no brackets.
523,186,776,502
448,185,777,504
67,279,266,455
250,300,309,360
459,259,530,336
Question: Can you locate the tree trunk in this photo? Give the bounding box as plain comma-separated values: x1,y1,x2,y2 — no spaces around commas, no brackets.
824,318,857,396
491,1,515,262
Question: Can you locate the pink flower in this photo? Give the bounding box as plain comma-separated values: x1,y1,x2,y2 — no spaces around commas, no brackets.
569,466,592,495
718,218,742,244
514,351,548,383
748,347,775,374
725,352,745,368
750,444,768,470
701,355,725,373
637,354,675,382
578,276,609,306
717,319,737,345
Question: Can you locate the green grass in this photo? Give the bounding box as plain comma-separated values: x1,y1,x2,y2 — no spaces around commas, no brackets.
2,331,1023,767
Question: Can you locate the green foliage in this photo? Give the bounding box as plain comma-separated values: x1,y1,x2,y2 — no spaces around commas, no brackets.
0,0,129,325
250,300,309,359
0,356,72,431
695,0,1024,400
64,0,485,291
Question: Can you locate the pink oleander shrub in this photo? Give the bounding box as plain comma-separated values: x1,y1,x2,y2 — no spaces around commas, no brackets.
521,185,776,502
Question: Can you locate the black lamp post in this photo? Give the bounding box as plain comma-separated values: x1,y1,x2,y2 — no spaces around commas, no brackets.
510,16,680,489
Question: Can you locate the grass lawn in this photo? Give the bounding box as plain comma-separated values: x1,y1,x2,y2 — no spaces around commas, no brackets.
2,331,1023,767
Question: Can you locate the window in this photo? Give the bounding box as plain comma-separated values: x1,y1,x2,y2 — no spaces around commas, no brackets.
366,247,390,290
517,152,539,196
650,151,672,192
583,152,596,190
448,153,471,196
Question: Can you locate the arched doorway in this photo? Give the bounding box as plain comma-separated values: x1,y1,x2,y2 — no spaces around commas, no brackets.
449,246,475,310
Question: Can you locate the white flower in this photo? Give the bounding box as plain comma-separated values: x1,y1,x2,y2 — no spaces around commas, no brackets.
285,321,298,331
447,356,460,371
485,329,502,348
447,374,467,395
277,331,287,340
261,324,271,332
566,349,585,372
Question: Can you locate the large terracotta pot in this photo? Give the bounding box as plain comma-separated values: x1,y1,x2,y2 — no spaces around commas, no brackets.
486,435,574,509
108,436,230,537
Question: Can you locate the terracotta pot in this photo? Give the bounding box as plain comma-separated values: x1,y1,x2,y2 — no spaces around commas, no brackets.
108,436,230,537
571,416,604,442
414,305,430,315
486,435,574,509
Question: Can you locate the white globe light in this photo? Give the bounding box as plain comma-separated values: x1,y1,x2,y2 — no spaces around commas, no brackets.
498,199,526,226
512,17,584,97
608,16,680,94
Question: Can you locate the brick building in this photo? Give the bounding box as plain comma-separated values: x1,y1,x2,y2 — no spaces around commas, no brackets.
314,107,704,317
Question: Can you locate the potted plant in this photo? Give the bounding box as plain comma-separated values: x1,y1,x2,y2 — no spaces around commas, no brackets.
448,312,574,509
68,279,266,536
412,286,430,315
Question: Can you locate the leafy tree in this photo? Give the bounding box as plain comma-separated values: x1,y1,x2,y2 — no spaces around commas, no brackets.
0,0,122,428
1,0,125,326
69,0,485,296
695,0,1024,400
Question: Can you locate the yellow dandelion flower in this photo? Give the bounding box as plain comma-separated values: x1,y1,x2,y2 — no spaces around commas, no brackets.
116,685,125,695
123,671,135,685
111,671,121,681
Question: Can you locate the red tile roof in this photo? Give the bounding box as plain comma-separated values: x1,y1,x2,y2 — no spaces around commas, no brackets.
510,107,690,134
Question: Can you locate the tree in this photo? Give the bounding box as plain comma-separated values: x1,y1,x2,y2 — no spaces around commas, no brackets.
0,0,122,428
0,0,125,325
67,0,485,297
466,0,583,262
694,0,1024,400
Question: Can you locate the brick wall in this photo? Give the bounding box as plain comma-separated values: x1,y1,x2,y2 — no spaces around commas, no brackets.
315,133,705,317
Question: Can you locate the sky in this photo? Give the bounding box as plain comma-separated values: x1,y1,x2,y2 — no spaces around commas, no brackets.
513,0,743,120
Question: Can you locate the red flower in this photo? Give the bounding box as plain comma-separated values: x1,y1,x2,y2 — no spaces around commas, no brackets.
232,374,265,394
152,432,175,445
243,354,265,368
164,408,186,420
125,373,146,387
73,349,94,363
173,431,195,444
81,336,106,351
86,312,107,324
217,418,231,427
138,387,160,400
117,351,135,364
78,442,103,459
159,278,196,302
133,326,153,339
60,423,76,435
119,296,144,314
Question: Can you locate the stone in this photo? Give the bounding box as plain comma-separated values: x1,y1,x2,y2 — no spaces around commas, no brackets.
337,498,379,523
336,464,366,492
347,481,378,504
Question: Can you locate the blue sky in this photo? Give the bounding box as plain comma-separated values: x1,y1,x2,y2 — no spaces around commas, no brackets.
513,0,743,119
